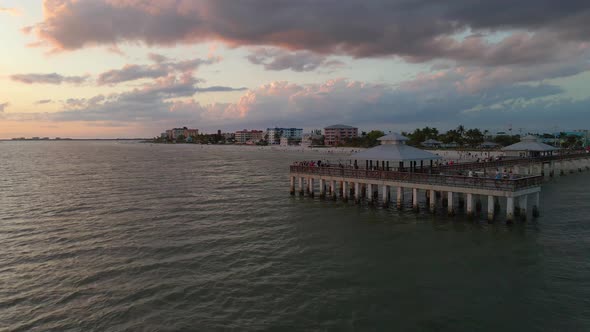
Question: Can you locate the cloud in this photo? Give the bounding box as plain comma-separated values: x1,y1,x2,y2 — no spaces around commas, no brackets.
26,0,590,68
97,55,221,85
148,53,168,63
247,48,344,72
195,86,247,92
10,73,88,85
0,102,9,112
40,71,590,133
0,6,21,16
35,99,53,104
51,74,247,123
98,65,168,85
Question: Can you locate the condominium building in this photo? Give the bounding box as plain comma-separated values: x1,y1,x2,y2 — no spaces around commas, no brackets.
266,127,303,144
324,124,358,146
235,130,264,144
166,127,198,140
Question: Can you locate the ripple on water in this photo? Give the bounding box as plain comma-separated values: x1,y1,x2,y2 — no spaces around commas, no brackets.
1,142,590,331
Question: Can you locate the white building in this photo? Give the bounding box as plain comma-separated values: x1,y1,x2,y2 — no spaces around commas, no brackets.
266,127,303,144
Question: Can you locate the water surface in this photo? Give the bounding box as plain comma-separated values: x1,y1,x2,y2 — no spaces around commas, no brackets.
1,142,589,331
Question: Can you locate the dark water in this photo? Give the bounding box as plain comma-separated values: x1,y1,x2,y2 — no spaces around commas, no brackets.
1,142,590,331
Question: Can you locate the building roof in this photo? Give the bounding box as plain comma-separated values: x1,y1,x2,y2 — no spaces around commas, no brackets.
352,133,442,162
502,135,559,152
422,138,442,144
325,124,356,129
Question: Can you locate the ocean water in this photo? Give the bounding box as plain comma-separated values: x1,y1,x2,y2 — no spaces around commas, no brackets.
1,141,589,331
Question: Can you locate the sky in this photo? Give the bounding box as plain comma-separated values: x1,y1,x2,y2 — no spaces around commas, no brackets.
0,0,589,138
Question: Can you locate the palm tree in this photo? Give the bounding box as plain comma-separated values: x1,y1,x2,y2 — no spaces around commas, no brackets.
457,125,465,137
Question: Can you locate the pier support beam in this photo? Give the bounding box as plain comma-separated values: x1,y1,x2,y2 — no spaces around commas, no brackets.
412,188,419,212
290,176,295,195
397,187,404,210
533,192,540,218
308,178,314,197
319,179,325,198
342,181,349,201
519,195,528,221
487,196,495,222
506,197,515,223
466,193,474,219
330,180,337,200
367,183,374,204
448,192,455,216
429,190,436,213
299,177,304,196
382,185,390,207
354,182,361,203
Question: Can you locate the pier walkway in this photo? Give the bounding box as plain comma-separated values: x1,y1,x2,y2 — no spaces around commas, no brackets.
289,133,590,223
433,152,590,176
290,165,542,222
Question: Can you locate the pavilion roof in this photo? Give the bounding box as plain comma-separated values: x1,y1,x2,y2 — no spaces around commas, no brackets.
502,136,559,152
352,133,442,162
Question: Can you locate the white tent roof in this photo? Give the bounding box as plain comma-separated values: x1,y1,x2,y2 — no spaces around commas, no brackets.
422,139,442,144
352,133,442,162
502,135,559,152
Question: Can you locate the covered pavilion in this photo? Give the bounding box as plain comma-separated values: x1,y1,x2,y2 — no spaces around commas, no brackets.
421,138,443,148
351,133,442,172
502,135,559,158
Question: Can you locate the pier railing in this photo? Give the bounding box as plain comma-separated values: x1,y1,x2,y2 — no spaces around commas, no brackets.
290,166,543,192
434,152,590,173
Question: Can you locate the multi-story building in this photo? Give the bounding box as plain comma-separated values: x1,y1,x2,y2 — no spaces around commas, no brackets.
266,127,303,144
235,130,264,144
166,127,198,140
324,124,358,146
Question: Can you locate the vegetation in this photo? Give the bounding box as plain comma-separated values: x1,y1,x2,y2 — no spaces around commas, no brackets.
152,133,231,144
340,130,385,148
403,125,486,147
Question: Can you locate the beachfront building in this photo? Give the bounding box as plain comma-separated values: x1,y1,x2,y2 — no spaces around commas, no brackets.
324,124,358,146
166,127,198,140
502,135,559,158
235,129,264,144
266,128,303,145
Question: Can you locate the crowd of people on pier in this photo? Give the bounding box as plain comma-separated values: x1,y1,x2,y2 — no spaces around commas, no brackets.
292,159,523,181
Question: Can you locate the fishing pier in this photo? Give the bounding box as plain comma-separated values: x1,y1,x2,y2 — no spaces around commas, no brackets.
289,133,590,222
